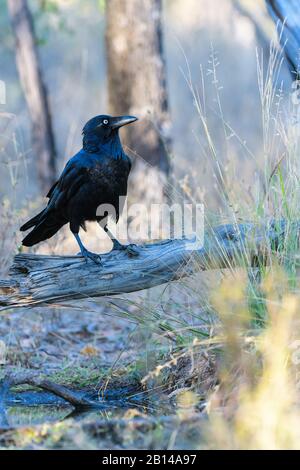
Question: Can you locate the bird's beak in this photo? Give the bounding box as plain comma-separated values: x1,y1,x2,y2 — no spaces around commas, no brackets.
111,115,138,129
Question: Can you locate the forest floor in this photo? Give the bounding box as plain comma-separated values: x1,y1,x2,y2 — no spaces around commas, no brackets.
1,214,298,450
0,285,210,449
0,208,216,449
0,296,138,443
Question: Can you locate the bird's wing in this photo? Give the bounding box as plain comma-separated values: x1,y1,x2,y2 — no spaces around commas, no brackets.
46,180,58,198
47,154,89,211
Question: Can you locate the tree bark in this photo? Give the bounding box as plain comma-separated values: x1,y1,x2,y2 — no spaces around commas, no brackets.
266,0,300,77
105,0,171,209
0,220,297,310
7,0,57,189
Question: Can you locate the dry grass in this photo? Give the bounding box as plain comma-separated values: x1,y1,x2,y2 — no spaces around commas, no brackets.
131,38,300,449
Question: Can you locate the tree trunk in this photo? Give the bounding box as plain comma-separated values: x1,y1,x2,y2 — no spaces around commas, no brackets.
105,0,172,213
1,220,297,310
266,0,300,77
7,0,57,190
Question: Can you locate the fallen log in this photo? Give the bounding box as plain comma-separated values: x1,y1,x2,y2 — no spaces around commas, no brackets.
0,220,298,310
0,371,93,411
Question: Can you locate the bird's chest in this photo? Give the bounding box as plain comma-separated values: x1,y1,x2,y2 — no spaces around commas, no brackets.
87,158,130,204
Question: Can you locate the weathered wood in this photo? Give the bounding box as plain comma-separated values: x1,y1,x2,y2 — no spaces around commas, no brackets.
0,372,93,409
0,221,298,310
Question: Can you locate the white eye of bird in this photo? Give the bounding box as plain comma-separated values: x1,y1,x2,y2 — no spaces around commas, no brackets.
103,119,108,125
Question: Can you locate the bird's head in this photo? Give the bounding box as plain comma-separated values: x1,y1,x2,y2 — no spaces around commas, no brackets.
82,114,138,142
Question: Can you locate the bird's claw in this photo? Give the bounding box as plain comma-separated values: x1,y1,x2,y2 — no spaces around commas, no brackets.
78,249,102,265
112,241,140,257
125,243,140,257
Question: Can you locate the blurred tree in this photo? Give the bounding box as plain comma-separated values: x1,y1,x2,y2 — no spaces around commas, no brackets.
105,0,172,208
266,0,300,77
7,0,57,190
235,0,271,52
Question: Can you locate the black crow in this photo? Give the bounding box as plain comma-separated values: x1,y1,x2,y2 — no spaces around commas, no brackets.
20,114,138,264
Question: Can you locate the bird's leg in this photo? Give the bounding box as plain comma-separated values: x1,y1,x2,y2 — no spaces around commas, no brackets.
103,225,139,257
73,233,102,265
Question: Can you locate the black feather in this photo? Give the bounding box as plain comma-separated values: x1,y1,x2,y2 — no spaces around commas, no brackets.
20,208,47,232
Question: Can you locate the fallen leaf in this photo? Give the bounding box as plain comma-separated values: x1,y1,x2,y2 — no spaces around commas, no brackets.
80,344,99,356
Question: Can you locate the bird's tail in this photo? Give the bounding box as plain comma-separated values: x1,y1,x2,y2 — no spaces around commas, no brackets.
21,210,65,247
20,208,47,232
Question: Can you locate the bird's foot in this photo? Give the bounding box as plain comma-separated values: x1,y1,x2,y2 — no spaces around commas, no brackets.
77,248,102,265
112,240,140,257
